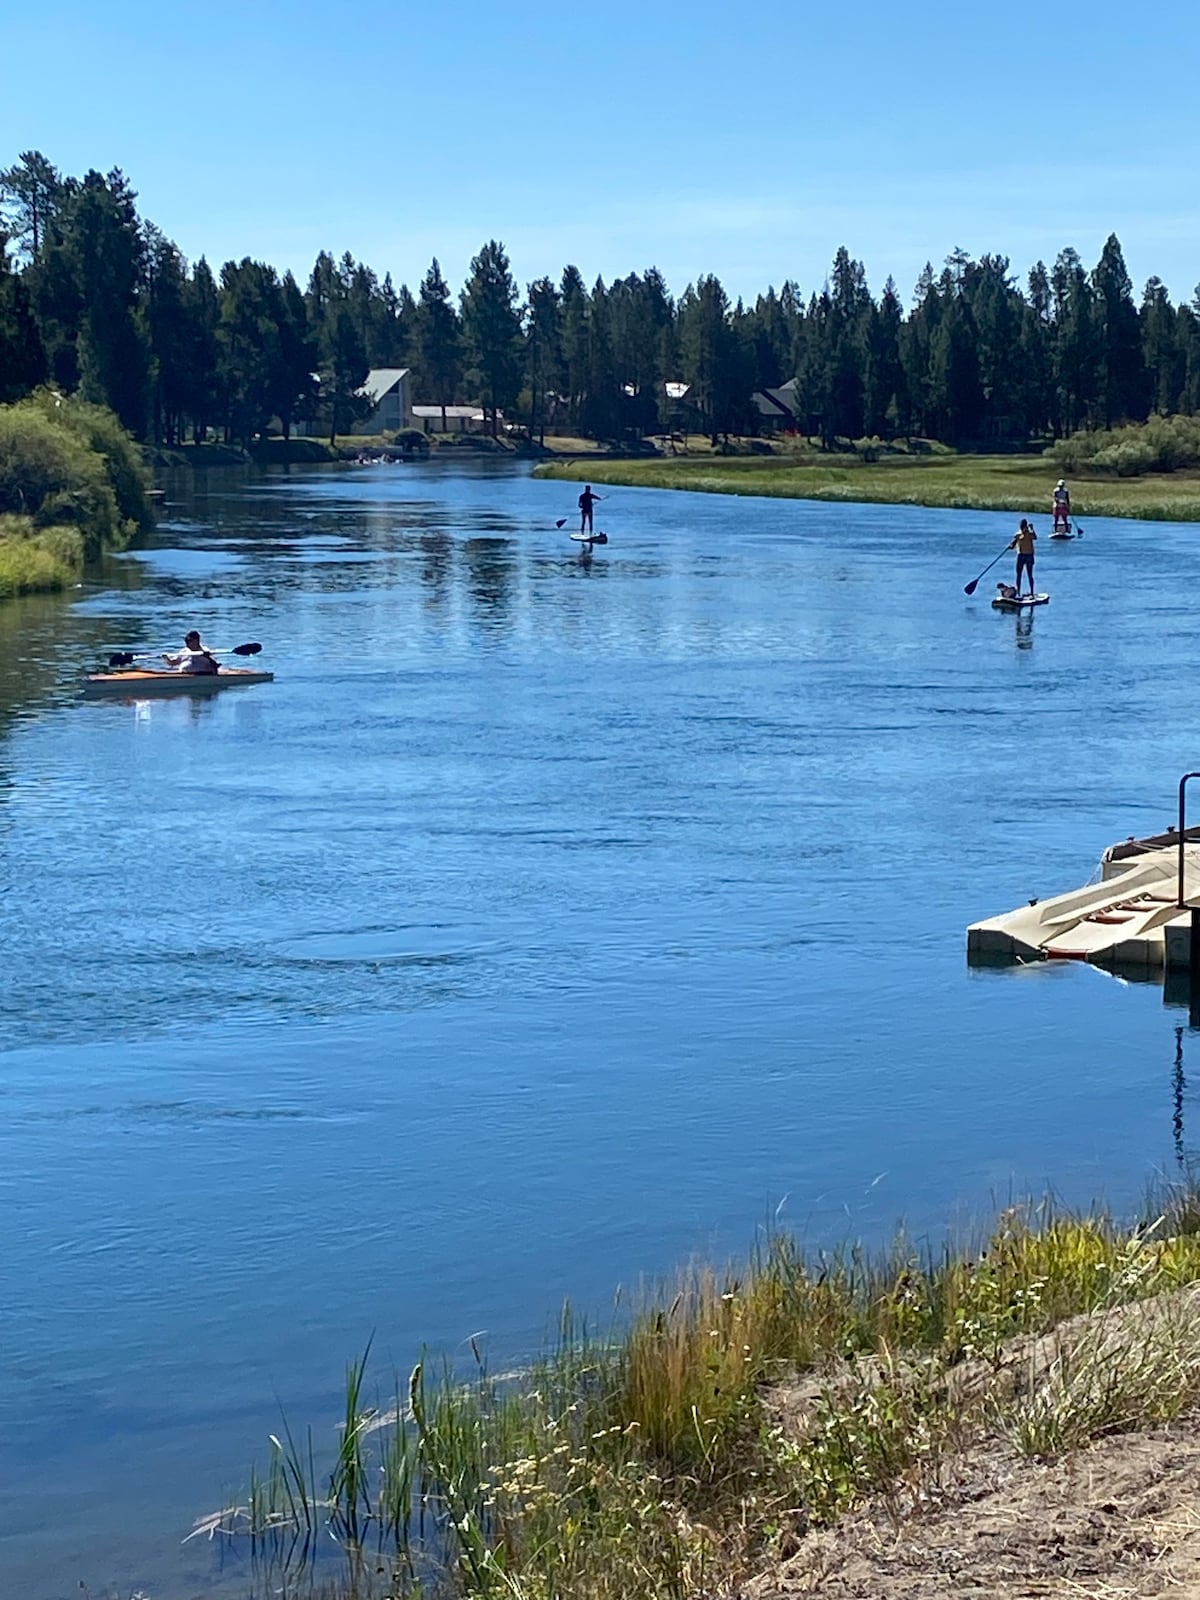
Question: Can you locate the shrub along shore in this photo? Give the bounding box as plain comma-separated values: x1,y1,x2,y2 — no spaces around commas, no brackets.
0,392,153,598
536,418,1200,522
201,1187,1200,1600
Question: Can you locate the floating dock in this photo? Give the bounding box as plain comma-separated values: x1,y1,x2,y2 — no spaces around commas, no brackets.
967,826,1200,973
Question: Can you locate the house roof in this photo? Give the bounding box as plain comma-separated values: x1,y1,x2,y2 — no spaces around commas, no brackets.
412,404,486,420
752,386,797,418
359,368,411,404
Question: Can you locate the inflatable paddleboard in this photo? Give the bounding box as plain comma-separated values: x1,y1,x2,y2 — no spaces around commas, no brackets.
992,592,1049,610
570,531,608,545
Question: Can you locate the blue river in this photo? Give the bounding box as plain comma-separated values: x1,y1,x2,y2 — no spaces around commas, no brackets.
1,459,1197,1596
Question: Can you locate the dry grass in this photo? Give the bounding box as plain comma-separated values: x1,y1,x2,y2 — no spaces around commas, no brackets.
202,1193,1200,1599
534,453,1200,521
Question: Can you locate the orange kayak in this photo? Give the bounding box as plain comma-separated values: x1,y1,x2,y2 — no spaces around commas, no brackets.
83,667,274,696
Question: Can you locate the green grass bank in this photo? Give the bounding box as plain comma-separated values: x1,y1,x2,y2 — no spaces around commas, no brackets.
0,392,153,598
535,451,1200,521
204,1186,1200,1600
0,515,84,598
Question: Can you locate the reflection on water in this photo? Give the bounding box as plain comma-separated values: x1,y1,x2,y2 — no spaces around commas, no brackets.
3,458,1200,1597
1175,1025,1188,1165
463,536,515,618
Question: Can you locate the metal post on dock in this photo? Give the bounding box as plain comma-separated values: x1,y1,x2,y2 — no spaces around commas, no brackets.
1180,773,1200,1024
1178,772,1200,909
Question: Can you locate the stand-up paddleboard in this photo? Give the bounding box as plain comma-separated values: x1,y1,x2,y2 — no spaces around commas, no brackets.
992,592,1049,610
570,531,608,546
1050,523,1074,540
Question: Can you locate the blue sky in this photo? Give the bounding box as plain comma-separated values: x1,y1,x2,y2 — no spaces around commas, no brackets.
3,0,1198,309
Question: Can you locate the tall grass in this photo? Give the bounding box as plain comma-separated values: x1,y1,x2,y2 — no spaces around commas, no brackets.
535,452,1200,520
0,513,82,597
206,1191,1200,1599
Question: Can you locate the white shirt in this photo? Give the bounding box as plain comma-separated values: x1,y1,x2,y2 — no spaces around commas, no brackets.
166,645,218,674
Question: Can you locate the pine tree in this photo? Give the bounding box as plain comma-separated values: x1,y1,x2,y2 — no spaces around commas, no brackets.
217,258,283,444
579,278,621,441
67,170,151,434
321,306,369,444
1140,278,1181,416
415,258,461,432
1092,234,1145,425
1180,292,1200,415
0,231,45,401
526,276,561,446
559,266,588,432
461,240,523,437
182,258,220,441
678,274,738,444
864,277,904,436
827,247,871,439
143,227,191,444
276,270,318,438
0,150,62,261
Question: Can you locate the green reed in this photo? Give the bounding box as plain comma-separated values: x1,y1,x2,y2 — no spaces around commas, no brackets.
210,1181,1200,1600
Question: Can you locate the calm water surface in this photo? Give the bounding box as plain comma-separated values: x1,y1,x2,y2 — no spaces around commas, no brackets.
2,459,1199,1596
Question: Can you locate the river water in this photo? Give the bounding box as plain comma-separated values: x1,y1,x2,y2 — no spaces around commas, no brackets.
1,459,1198,1597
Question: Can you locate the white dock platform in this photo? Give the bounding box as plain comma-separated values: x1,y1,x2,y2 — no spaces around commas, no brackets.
967,844,1200,970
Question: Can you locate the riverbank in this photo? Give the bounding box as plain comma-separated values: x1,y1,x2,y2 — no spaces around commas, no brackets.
0,515,83,598
211,1189,1200,1600
535,452,1200,520
0,394,153,599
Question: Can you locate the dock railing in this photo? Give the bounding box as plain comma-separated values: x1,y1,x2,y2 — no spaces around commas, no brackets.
1178,772,1200,1015
1178,772,1200,908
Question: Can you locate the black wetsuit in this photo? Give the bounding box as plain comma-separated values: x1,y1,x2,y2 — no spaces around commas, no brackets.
579,490,600,533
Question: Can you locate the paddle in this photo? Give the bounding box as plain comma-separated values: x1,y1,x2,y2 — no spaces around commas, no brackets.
964,545,1013,596
555,518,567,528
106,642,262,669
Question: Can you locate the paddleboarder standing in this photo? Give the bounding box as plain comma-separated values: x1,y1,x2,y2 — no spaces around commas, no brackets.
1009,519,1037,597
1052,479,1071,531
578,485,603,535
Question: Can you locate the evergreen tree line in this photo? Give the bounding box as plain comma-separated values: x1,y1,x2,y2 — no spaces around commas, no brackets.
3,150,1200,449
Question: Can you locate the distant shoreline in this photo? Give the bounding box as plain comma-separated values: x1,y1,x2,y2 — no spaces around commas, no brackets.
535,451,1200,522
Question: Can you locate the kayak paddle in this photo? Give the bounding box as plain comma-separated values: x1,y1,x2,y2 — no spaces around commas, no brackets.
106,642,262,668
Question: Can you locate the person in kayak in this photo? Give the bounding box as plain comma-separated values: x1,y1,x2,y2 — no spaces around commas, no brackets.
162,630,219,675
1052,479,1071,531
1010,519,1037,596
578,485,603,534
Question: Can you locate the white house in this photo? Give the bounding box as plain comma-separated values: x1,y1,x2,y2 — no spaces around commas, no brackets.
412,404,489,435
354,368,414,434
